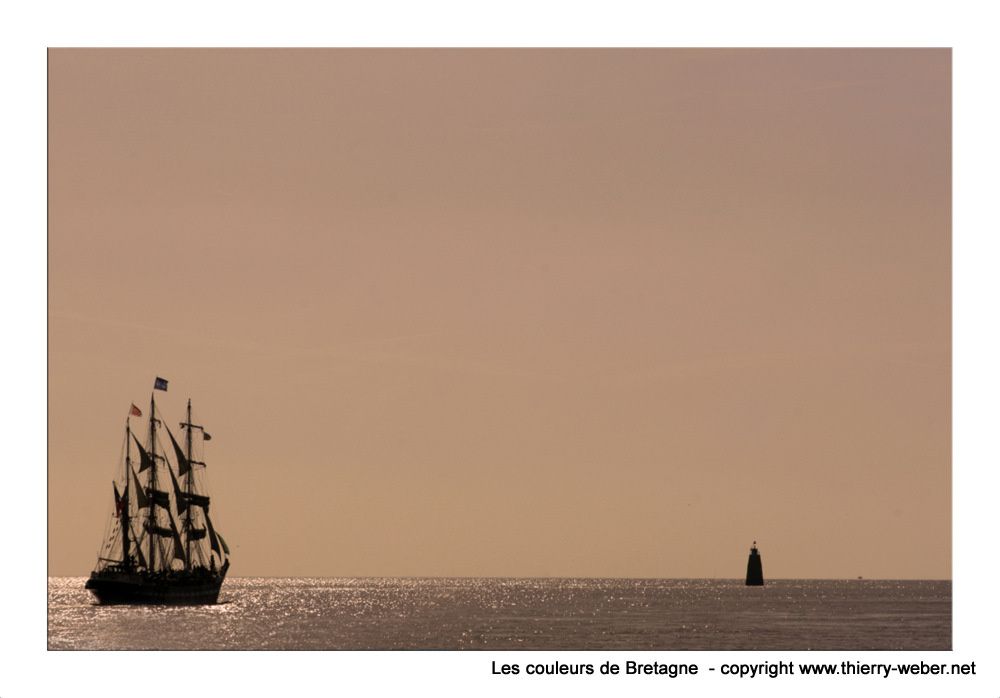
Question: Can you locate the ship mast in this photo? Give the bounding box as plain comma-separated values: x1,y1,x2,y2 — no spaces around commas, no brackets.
147,392,157,572
184,398,193,570
122,419,132,567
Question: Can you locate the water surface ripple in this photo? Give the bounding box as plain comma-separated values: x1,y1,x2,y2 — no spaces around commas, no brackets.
48,577,950,650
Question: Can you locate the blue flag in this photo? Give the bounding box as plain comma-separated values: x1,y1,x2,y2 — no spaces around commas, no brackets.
154,376,168,391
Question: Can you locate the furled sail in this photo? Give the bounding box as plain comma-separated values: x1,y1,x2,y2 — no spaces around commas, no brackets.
149,489,171,509
165,425,191,476
167,465,211,513
187,528,207,540
187,493,210,510
144,521,174,538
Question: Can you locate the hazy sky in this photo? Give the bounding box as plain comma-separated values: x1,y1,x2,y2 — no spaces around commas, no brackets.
49,49,950,578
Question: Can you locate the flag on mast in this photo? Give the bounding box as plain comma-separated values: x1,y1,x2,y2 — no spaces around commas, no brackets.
129,403,142,417
154,377,169,391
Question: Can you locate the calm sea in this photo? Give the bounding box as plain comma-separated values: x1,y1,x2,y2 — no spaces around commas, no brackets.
48,577,950,650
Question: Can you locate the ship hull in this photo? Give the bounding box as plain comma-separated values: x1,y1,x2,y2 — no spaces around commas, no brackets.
86,567,227,605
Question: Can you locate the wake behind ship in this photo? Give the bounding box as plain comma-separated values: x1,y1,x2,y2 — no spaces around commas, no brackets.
86,378,231,605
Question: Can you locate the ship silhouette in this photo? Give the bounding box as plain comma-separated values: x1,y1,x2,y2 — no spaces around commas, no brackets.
745,541,764,586
85,379,230,604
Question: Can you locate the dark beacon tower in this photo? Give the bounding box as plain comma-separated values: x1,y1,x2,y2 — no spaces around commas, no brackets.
745,541,764,586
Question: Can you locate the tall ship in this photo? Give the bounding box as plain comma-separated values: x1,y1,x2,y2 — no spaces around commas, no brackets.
86,378,231,604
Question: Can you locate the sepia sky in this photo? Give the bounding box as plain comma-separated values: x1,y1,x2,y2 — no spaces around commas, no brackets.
48,48,950,578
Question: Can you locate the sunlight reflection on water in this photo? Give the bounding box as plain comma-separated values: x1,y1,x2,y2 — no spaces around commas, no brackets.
48,577,950,650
